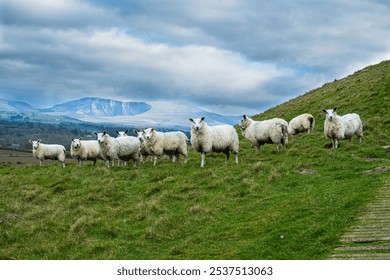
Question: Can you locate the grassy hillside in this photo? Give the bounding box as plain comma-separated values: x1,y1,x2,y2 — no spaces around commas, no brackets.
0,61,389,260
256,60,390,145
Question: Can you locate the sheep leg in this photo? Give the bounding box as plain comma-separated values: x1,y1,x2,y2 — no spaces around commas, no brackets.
153,156,158,166
225,151,230,164
255,145,259,153
235,153,238,164
201,152,206,168
62,162,66,168
333,138,339,149
39,160,43,167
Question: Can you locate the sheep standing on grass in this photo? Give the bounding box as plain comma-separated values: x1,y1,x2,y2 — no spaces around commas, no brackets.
239,115,288,152
189,117,239,168
70,138,103,166
94,131,140,167
115,129,132,166
322,107,363,148
29,140,66,167
133,130,153,163
288,113,315,135
142,128,188,166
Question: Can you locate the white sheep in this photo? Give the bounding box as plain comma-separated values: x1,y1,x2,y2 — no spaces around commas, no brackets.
94,131,140,167
133,129,153,163
29,139,66,167
322,107,363,148
238,115,288,152
288,113,315,135
142,128,188,166
70,138,103,166
189,117,239,168
115,129,131,166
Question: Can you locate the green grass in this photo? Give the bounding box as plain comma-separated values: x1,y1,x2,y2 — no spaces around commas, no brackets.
1,60,389,259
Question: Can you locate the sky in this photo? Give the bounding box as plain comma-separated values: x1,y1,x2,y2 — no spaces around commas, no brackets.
0,0,389,115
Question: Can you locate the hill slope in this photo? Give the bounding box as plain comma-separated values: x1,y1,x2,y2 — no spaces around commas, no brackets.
254,60,390,145
0,61,389,260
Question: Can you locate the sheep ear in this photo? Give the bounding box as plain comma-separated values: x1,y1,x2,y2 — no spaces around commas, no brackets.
243,115,247,119
124,129,128,134
133,129,138,134
71,139,74,142
322,109,328,114
94,132,97,135
115,130,119,134
79,137,83,140
200,117,205,122
333,106,338,112
38,139,41,143
29,140,32,143
151,128,155,132
189,118,194,123
103,131,107,135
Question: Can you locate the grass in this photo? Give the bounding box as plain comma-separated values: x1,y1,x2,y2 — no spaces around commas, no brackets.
1,60,389,260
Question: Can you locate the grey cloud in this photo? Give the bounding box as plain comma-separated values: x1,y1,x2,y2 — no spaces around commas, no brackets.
0,0,389,115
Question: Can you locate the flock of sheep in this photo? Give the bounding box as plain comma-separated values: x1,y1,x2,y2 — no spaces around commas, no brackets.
28,107,363,168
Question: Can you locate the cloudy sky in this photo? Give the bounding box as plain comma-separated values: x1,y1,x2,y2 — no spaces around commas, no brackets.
1,0,389,115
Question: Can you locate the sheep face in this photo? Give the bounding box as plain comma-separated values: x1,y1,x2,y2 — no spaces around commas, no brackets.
29,139,41,150
71,138,82,148
189,117,206,131
143,128,155,140
238,115,251,131
323,107,338,122
134,130,144,143
95,131,108,144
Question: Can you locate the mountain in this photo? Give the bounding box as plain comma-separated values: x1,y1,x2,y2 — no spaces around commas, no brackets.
42,97,241,130
0,98,38,113
0,97,241,131
41,97,151,116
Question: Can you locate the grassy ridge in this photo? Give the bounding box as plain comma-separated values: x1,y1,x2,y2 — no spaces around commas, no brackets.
255,60,390,145
0,61,389,260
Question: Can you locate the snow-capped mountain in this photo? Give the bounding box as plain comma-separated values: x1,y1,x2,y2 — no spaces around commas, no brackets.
42,97,240,130
1,97,241,130
0,98,38,113
41,97,151,116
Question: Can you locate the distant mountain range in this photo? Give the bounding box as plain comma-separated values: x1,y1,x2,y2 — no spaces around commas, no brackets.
0,97,241,130
0,98,38,113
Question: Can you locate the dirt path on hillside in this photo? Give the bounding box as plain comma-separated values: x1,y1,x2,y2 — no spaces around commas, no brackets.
331,181,390,260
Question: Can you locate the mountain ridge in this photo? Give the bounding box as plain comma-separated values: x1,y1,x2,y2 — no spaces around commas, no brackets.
0,97,241,130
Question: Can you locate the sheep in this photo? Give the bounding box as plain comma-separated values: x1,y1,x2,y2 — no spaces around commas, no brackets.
238,115,288,152
94,131,140,167
288,113,315,135
189,117,239,168
322,107,363,148
70,138,103,166
115,129,131,166
29,139,66,167
142,128,188,166
133,129,153,163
